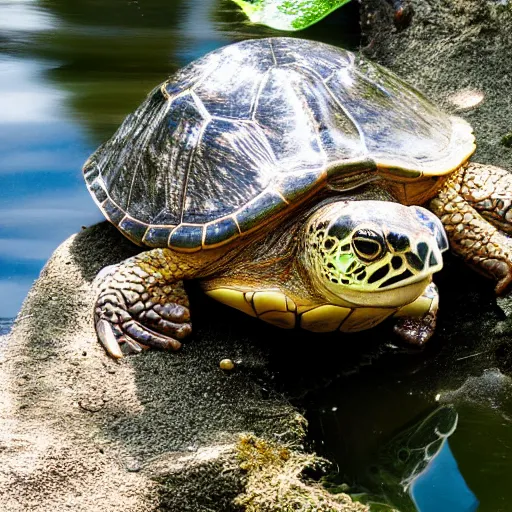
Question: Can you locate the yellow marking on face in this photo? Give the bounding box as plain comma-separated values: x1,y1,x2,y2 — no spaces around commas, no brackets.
300,305,352,332
334,253,356,274
259,311,295,329
253,291,288,315
339,307,395,332
205,288,257,317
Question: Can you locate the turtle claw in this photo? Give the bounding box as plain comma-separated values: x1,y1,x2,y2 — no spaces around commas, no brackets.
122,319,183,351
495,274,512,297
93,252,192,358
481,258,512,296
96,316,183,358
97,319,124,359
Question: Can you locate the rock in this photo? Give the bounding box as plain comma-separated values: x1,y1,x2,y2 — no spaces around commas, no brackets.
362,0,512,173
0,223,365,511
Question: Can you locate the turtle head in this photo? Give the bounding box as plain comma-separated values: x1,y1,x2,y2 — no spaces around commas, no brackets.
301,201,448,307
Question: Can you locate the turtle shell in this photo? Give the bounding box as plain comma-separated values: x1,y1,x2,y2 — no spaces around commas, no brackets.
84,37,475,251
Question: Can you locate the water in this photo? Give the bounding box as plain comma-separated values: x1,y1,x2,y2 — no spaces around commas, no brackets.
0,318,14,336
1,2,511,511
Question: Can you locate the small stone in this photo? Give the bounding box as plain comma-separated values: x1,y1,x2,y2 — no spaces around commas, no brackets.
126,460,141,472
219,359,235,371
447,88,484,111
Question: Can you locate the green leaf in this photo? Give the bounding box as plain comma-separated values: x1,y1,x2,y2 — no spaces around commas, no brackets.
231,0,352,31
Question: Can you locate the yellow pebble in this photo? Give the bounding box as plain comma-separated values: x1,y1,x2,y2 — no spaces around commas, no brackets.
220,359,235,371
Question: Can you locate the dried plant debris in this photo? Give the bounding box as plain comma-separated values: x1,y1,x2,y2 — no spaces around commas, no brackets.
235,434,368,512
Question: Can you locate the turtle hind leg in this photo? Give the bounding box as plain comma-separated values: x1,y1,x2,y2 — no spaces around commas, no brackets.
430,164,512,295
94,248,193,358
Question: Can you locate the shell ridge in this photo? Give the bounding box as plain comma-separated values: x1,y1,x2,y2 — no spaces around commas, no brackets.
251,69,273,121
283,61,328,84
322,53,368,155
231,121,278,171
180,93,212,223
323,77,368,156
299,77,328,167
268,38,278,66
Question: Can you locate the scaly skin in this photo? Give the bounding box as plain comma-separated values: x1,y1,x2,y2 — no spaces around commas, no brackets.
94,247,228,358
458,163,512,235
430,163,512,295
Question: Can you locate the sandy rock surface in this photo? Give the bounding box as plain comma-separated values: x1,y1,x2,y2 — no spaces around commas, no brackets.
0,224,311,511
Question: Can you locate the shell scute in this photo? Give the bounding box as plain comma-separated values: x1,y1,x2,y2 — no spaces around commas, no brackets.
118,217,148,246
235,190,288,234
278,169,325,203
323,60,459,173
143,226,174,248
102,199,124,226
169,224,203,251
182,118,276,224
253,67,325,173
204,217,240,248
271,38,352,78
193,41,274,120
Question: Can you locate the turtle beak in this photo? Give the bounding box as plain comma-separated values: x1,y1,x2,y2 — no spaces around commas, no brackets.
411,206,449,253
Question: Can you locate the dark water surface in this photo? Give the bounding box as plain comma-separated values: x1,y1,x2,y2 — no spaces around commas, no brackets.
1,1,511,511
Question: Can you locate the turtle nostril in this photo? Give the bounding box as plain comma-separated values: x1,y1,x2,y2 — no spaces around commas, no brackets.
352,229,385,262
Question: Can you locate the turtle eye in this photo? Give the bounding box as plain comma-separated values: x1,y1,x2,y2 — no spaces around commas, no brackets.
352,229,385,262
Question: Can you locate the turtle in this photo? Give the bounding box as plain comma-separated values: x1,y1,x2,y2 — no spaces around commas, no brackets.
83,37,512,358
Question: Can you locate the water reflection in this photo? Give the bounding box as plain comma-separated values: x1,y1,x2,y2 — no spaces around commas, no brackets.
0,0,56,33
307,332,512,511
357,406,478,512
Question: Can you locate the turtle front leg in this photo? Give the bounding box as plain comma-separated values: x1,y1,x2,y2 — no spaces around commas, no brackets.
393,282,439,345
94,248,193,358
458,163,512,235
430,164,512,295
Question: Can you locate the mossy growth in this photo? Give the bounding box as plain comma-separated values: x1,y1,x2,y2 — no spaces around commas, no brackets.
235,434,368,512
500,132,512,148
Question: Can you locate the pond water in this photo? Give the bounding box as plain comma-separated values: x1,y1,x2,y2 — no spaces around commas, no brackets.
1,1,511,511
